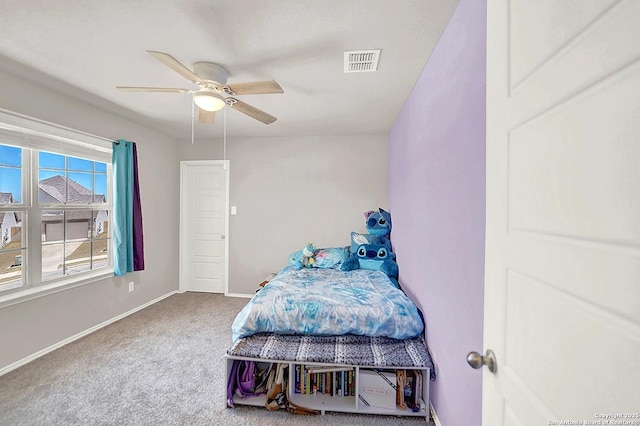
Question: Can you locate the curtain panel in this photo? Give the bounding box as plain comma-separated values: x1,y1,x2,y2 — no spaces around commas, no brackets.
112,139,145,276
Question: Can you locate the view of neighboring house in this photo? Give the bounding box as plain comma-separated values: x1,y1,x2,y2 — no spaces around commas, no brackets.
38,175,108,241
0,176,107,247
0,192,21,248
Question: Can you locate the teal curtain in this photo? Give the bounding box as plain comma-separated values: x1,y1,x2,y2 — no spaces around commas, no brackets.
112,139,145,276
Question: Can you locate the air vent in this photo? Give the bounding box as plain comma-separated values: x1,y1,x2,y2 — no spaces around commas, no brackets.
344,49,381,73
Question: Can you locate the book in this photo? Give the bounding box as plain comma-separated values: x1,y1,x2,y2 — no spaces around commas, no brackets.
344,370,350,396
306,367,312,394
311,372,317,394
404,373,414,406
413,370,423,406
294,364,301,394
351,370,355,396
301,365,306,394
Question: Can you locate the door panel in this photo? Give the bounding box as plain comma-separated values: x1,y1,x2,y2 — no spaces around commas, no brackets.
510,0,623,86
485,0,640,424
510,1,640,108
505,271,639,415
180,161,229,294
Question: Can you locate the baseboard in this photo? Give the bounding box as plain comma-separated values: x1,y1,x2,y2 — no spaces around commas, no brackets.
0,290,177,377
225,292,253,298
430,402,443,426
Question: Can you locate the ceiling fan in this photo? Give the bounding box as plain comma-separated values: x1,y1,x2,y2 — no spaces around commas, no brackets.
117,50,283,125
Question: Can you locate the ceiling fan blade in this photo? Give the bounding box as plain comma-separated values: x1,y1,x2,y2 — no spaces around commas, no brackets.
146,50,206,85
117,86,191,93
227,98,277,125
198,108,216,124
223,80,284,96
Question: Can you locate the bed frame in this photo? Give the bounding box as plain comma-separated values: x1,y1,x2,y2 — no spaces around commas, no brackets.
226,333,434,419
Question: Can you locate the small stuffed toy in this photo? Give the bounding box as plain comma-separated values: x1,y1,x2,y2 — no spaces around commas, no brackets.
289,243,316,269
301,243,315,268
364,208,392,251
341,242,399,287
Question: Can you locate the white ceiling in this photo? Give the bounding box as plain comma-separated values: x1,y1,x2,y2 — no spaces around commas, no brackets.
0,0,459,140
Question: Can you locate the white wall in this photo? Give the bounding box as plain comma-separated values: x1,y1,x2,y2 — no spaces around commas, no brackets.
179,134,388,295
0,58,181,371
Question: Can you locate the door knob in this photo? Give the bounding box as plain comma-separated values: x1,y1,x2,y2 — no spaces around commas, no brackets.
220,234,225,239
467,349,497,373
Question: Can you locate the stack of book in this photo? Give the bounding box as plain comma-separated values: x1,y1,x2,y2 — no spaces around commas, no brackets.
294,365,355,397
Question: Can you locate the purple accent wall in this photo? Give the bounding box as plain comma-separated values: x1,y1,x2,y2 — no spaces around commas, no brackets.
388,0,486,424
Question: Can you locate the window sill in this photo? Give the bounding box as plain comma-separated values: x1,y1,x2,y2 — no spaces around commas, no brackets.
0,269,114,309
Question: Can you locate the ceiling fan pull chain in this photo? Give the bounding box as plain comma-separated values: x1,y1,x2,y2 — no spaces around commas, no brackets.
191,99,195,145
223,106,227,160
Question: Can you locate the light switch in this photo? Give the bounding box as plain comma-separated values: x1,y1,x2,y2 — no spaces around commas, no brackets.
231,206,237,215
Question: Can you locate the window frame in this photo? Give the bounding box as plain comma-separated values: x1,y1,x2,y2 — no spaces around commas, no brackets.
0,109,113,308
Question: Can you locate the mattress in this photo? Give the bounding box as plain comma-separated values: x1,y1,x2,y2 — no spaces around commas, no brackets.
231,266,424,341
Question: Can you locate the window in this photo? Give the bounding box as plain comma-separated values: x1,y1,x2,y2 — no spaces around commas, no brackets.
0,111,112,298
39,151,109,281
0,145,24,292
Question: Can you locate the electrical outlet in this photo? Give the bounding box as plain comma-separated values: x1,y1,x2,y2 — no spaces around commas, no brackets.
128,281,134,292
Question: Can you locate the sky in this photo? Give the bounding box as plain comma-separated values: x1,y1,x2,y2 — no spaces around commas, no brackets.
0,145,108,204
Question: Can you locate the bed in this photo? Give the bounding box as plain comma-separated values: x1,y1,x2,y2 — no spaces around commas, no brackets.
226,259,434,418
231,265,425,342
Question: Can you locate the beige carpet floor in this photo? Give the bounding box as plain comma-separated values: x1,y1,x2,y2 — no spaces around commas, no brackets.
0,292,433,425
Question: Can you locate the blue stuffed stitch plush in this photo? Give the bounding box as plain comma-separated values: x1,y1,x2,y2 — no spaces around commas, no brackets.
341,242,399,287
364,208,392,251
365,208,391,236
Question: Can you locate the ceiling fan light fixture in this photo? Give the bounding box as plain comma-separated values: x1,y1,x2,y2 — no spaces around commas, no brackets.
193,91,226,112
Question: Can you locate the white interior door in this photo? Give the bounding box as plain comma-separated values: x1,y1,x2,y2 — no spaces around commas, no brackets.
180,160,229,294
484,0,640,424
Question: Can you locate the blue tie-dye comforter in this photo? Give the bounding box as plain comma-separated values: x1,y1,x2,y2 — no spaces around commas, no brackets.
231,266,424,342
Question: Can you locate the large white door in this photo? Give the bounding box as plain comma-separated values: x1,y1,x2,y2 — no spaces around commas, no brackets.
179,161,229,294
484,0,640,424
